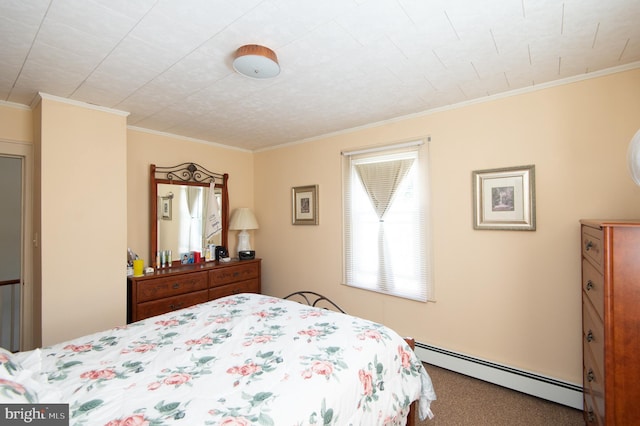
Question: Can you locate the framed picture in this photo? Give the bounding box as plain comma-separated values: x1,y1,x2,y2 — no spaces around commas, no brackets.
161,196,172,220
292,185,318,225
180,252,194,264
472,165,535,231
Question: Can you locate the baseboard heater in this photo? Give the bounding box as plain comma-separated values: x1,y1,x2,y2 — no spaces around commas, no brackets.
414,342,583,410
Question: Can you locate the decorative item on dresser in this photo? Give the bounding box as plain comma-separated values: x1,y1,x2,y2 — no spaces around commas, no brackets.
127,258,261,323
580,220,640,425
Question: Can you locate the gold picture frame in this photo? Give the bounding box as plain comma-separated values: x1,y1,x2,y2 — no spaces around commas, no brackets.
292,185,318,225
160,196,172,220
472,165,535,231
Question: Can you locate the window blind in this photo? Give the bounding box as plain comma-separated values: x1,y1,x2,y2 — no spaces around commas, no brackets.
342,141,433,302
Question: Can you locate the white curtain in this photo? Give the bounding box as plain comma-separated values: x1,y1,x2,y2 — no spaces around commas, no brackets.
186,187,203,251
354,158,414,291
204,182,221,242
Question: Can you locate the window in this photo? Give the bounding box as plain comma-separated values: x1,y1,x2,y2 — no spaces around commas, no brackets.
342,140,432,302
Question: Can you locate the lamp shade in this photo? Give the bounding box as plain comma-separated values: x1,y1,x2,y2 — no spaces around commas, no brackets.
232,44,280,79
229,208,259,230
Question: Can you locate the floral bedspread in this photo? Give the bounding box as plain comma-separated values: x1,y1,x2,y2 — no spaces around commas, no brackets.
13,293,435,425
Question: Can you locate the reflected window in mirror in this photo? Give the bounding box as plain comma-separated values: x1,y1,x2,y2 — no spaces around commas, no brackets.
157,184,223,256
151,163,228,268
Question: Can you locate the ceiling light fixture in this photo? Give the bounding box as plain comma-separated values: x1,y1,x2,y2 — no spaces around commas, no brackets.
627,128,640,185
232,44,280,79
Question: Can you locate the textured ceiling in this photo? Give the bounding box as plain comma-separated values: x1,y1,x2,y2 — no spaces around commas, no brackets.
2,0,640,151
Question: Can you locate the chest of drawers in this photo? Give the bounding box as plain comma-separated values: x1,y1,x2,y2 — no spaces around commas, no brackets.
127,259,261,323
580,220,640,425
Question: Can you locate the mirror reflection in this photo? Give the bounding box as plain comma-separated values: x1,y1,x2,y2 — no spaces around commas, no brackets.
150,163,229,268
157,184,222,261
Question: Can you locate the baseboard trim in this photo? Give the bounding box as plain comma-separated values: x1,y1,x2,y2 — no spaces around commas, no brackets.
414,342,583,410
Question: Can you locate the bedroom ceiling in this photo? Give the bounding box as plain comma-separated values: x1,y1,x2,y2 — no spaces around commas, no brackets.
2,0,640,151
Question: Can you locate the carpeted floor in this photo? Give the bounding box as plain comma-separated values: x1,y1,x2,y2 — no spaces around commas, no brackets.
416,364,585,425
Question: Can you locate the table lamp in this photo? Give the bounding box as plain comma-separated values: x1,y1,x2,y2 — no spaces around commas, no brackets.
229,208,259,258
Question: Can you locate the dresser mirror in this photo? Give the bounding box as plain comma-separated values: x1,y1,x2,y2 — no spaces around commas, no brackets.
150,163,228,268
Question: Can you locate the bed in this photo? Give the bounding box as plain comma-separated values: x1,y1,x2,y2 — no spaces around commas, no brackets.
0,293,435,425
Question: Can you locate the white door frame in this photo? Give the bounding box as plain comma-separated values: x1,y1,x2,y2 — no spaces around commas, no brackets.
0,139,34,351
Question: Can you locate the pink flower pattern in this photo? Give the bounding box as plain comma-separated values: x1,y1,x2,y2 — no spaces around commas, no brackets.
155,319,179,327
21,294,428,425
398,345,412,369
219,417,251,426
80,368,116,380
64,343,93,352
105,414,149,426
163,372,191,386
359,369,374,396
0,378,26,395
227,362,261,377
358,329,383,342
185,337,213,346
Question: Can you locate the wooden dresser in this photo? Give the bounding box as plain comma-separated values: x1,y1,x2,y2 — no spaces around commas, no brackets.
127,258,261,323
580,220,640,425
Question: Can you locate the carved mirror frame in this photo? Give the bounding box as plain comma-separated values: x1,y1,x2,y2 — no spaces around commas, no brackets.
150,163,229,268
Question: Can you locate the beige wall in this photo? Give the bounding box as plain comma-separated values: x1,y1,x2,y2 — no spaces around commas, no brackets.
254,68,640,385
126,129,255,263
0,103,32,143
1,69,638,385
36,96,128,346
0,104,255,348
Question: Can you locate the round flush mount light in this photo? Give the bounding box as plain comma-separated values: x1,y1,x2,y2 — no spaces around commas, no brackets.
232,44,280,79
628,128,640,186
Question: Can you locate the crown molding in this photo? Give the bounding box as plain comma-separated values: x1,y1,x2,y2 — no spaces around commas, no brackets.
127,126,252,153
258,61,640,152
35,92,130,117
0,100,32,111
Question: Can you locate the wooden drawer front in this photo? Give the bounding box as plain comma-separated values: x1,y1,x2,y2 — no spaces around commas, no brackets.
584,349,605,424
581,259,604,322
582,226,603,272
136,290,208,321
209,279,260,300
209,263,259,287
582,298,604,379
137,272,207,302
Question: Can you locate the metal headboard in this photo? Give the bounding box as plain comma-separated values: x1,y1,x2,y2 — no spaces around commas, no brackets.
153,162,225,185
283,291,346,313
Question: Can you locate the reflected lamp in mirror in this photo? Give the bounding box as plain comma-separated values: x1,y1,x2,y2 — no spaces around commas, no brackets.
628,129,640,186
229,208,259,252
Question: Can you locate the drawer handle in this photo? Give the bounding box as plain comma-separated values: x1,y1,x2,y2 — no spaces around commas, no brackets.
587,368,595,382
586,330,594,342
172,283,180,289
169,303,183,310
233,272,240,277
587,409,595,423
585,240,594,251
585,280,594,291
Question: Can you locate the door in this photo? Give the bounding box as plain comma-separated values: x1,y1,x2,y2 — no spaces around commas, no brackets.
0,156,22,351
0,140,33,351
